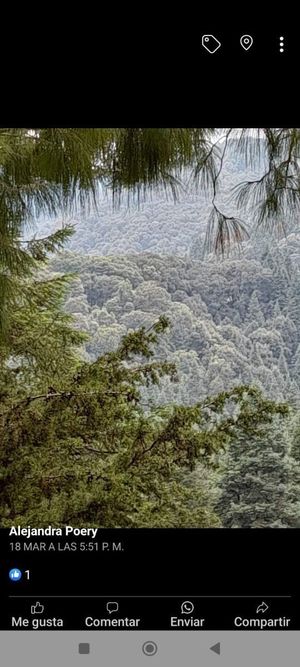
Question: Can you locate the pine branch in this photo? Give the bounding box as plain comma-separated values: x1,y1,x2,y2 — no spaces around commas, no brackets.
2,388,134,415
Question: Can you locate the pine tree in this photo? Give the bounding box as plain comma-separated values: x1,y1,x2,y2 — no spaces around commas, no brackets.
249,344,264,367
278,348,290,382
285,279,300,342
273,299,282,319
290,412,300,463
287,380,300,408
215,413,300,528
2,127,300,328
245,291,265,329
0,269,288,527
2,127,300,528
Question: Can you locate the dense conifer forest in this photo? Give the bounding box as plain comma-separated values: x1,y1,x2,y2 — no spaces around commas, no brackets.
1,129,300,527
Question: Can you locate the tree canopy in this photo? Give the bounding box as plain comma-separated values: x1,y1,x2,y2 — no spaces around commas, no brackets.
1,127,299,528
1,127,299,337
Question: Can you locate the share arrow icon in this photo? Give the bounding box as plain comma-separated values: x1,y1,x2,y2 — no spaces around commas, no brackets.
256,601,269,614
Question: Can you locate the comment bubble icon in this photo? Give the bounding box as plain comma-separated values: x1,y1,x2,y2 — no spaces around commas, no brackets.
106,601,119,614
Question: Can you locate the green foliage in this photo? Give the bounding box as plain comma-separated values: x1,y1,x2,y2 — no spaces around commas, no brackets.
0,282,288,527
0,128,105,337
2,128,300,324
1,128,300,528
103,128,217,201
214,407,300,528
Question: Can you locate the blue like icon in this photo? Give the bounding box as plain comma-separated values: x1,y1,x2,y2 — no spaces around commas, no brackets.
9,568,22,581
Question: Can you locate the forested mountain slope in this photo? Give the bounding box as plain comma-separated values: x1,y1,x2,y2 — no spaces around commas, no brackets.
37,143,267,258
6,131,299,529
46,245,300,528
50,250,300,408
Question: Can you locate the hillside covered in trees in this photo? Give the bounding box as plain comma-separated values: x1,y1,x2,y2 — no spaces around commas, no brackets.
1,128,300,528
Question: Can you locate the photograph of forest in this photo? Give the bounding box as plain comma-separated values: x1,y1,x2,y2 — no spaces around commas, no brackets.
1,128,300,528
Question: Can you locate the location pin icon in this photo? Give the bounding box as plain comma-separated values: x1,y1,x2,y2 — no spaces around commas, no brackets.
240,34,253,50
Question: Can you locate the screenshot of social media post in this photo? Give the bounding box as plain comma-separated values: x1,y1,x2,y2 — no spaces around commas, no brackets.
0,128,299,664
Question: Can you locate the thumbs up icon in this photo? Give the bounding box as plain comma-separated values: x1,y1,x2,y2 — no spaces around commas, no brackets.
31,602,44,614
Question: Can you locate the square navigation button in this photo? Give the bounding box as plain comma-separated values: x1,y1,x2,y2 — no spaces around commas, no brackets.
79,643,90,655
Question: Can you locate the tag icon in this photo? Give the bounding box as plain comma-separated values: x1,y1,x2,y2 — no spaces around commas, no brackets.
201,35,221,54
240,35,253,51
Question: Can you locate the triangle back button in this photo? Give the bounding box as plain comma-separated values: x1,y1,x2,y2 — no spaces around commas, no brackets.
210,642,221,655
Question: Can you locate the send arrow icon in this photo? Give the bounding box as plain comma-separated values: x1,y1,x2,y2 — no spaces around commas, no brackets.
210,642,221,655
